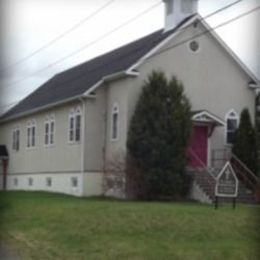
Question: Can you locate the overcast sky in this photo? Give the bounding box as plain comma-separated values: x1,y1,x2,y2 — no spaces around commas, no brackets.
0,0,259,115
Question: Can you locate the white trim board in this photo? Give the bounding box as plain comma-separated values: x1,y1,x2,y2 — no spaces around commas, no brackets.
192,111,225,126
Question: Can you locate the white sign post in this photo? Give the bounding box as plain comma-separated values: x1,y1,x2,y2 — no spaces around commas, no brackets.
215,162,238,209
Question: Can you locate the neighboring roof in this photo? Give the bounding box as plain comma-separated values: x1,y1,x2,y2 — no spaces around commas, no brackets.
2,16,194,121
0,145,8,159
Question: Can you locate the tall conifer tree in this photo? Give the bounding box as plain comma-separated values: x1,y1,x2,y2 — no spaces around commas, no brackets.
232,108,257,174
127,71,192,199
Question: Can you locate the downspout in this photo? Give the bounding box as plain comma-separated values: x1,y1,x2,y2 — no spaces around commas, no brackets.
2,159,8,190
102,87,108,195
79,97,86,196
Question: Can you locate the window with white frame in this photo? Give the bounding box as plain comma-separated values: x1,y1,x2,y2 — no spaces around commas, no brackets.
27,121,36,148
68,107,81,143
12,127,20,151
111,104,119,141
225,110,239,145
44,115,55,146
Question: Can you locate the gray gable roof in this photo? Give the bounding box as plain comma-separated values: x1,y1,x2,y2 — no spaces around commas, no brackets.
2,16,194,120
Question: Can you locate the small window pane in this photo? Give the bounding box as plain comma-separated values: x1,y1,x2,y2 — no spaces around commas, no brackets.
27,128,31,147
227,119,237,130
45,123,49,145
227,132,235,144
71,177,78,188
69,117,74,141
16,130,20,151
12,131,16,150
50,121,55,144
50,121,55,133
75,115,81,141
112,113,118,140
32,126,35,146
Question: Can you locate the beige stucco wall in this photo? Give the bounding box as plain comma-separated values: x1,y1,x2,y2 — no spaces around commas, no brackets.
84,89,106,172
0,98,105,195
0,20,256,195
104,78,132,168
127,21,255,155
0,100,83,175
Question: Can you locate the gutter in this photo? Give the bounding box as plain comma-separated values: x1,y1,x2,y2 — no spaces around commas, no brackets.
1,71,139,124
83,70,139,97
0,95,83,124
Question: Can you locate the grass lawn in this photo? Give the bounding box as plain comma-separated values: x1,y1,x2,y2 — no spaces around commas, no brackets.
0,191,259,260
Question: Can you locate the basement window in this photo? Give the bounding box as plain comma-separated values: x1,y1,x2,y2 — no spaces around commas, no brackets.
71,177,78,188
28,177,33,186
46,177,52,187
13,178,18,186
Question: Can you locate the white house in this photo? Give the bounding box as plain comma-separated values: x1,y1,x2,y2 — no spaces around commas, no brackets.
0,0,259,202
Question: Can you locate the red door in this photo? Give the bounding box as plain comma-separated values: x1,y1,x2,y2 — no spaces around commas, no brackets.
188,126,208,168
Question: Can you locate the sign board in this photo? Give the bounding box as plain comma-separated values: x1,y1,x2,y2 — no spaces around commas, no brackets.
215,162,238,198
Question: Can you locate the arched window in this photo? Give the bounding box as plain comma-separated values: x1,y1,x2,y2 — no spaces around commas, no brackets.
225,110,239,145
27,120,36,148
68,107,81,143
44,114,55,146
111,104,119,141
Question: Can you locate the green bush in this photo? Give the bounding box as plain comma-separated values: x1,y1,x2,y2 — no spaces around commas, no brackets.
127,71,192,200
232,108,257,174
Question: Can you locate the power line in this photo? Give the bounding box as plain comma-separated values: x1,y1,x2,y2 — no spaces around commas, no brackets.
148,5,260,61
2,1,242,89
1,2,257,111
0,0,116,74
0,100,20,109
3,0,243,90
203,0,242,20
0,0,242,77
3,1,162,89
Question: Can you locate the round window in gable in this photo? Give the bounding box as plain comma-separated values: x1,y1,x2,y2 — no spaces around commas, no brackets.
189,40,199,52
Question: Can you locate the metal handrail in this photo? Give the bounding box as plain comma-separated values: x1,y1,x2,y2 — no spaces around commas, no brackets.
187,148,216,181
231,153,259,183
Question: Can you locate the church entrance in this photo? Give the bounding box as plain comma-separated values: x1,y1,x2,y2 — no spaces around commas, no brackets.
188,125,208,168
